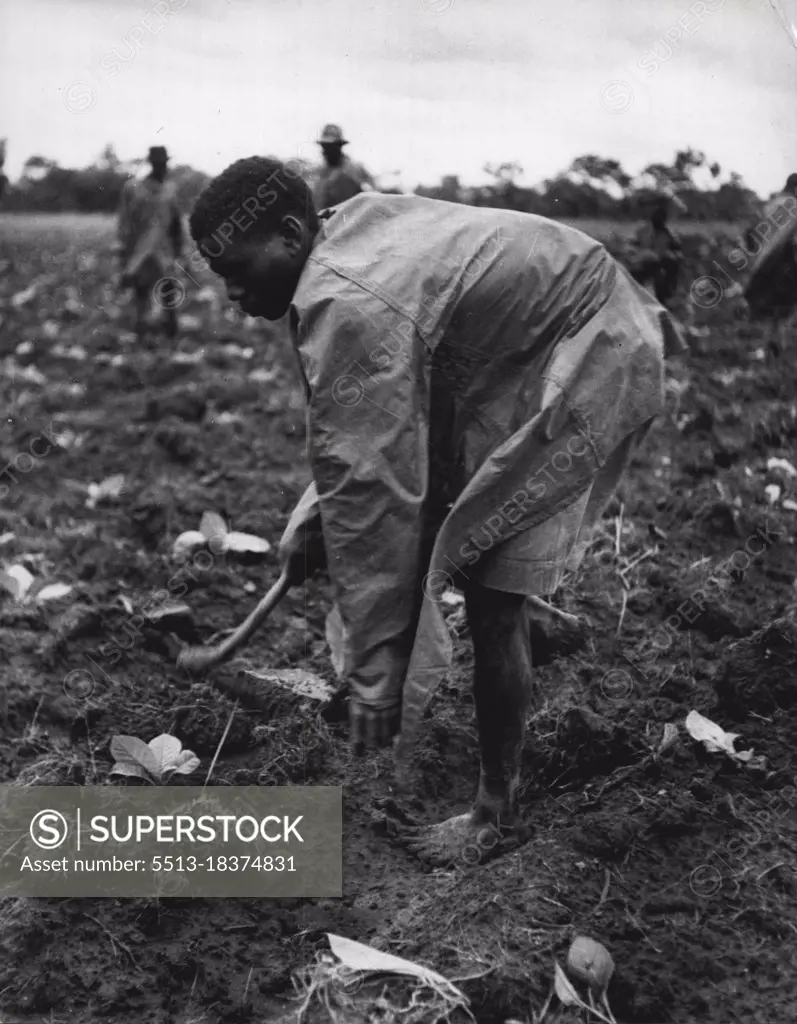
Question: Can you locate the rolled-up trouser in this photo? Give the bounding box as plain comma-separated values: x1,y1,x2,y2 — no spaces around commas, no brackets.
470,422,652,596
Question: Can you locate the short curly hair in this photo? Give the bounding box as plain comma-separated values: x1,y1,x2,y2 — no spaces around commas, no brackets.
190,156,318,252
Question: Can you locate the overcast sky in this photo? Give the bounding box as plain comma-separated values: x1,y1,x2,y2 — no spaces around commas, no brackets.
2,0,796,196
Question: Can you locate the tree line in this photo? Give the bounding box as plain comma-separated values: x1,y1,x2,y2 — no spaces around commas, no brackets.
418,150,763,222
1,144,766,222
1,146,210,215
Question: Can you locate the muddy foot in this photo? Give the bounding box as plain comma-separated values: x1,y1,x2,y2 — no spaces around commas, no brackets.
375,799,527,867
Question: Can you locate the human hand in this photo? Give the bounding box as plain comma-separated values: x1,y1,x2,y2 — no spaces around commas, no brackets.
349,699,400,755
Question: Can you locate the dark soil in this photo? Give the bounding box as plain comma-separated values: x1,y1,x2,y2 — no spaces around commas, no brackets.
0,216,795,1023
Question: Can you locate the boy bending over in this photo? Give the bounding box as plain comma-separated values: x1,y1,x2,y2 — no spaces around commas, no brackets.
190,158,684,865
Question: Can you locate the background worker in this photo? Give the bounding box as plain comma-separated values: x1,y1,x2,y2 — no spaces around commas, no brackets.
116,145,184,340
311,124,375,210
631,192,685,310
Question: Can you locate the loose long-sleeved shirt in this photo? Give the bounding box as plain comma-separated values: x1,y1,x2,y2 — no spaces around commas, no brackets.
117,175,183,286
311,156,374,211
283,193,683,753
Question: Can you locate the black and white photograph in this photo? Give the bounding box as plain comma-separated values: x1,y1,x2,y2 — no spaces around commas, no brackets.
1,1,796,1021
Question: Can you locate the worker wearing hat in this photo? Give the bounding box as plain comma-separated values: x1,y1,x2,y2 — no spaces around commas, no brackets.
312,124,375,211
116,145,184,340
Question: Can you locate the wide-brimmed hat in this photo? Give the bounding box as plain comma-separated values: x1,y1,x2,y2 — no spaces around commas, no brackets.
148,146,169,162
317,124,348,146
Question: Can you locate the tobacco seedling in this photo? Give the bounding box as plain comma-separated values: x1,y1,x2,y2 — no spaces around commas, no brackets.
109,733,200,783
172,510,271,559
0,564,74,605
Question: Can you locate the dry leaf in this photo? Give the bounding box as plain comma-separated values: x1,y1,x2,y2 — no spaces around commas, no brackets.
325,605,347,679
243,667,334,702
36,582,74,603
221,343,253,359
4,360,47,385
63,296,83,318
248,367,278,383
658,722,679,753
767,457,797,478
0,565,35,602
11,284,37,308
685,710,753,763
146,603,192,625
553,961,583,1007
327,934,455,990
214,411,241,425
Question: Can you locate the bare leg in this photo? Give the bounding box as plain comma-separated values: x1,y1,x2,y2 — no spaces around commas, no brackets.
469,582,532,824
400,582,532,866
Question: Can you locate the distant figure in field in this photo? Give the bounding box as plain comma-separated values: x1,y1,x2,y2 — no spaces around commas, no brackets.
116,145,184,340
311,124,375,210
631,194,684,310
744,172,797,339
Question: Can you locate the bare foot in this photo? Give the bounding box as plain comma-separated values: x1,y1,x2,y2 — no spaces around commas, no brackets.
375,799,526,867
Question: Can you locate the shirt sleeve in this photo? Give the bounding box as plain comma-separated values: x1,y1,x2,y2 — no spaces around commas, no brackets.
296,284,431,708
